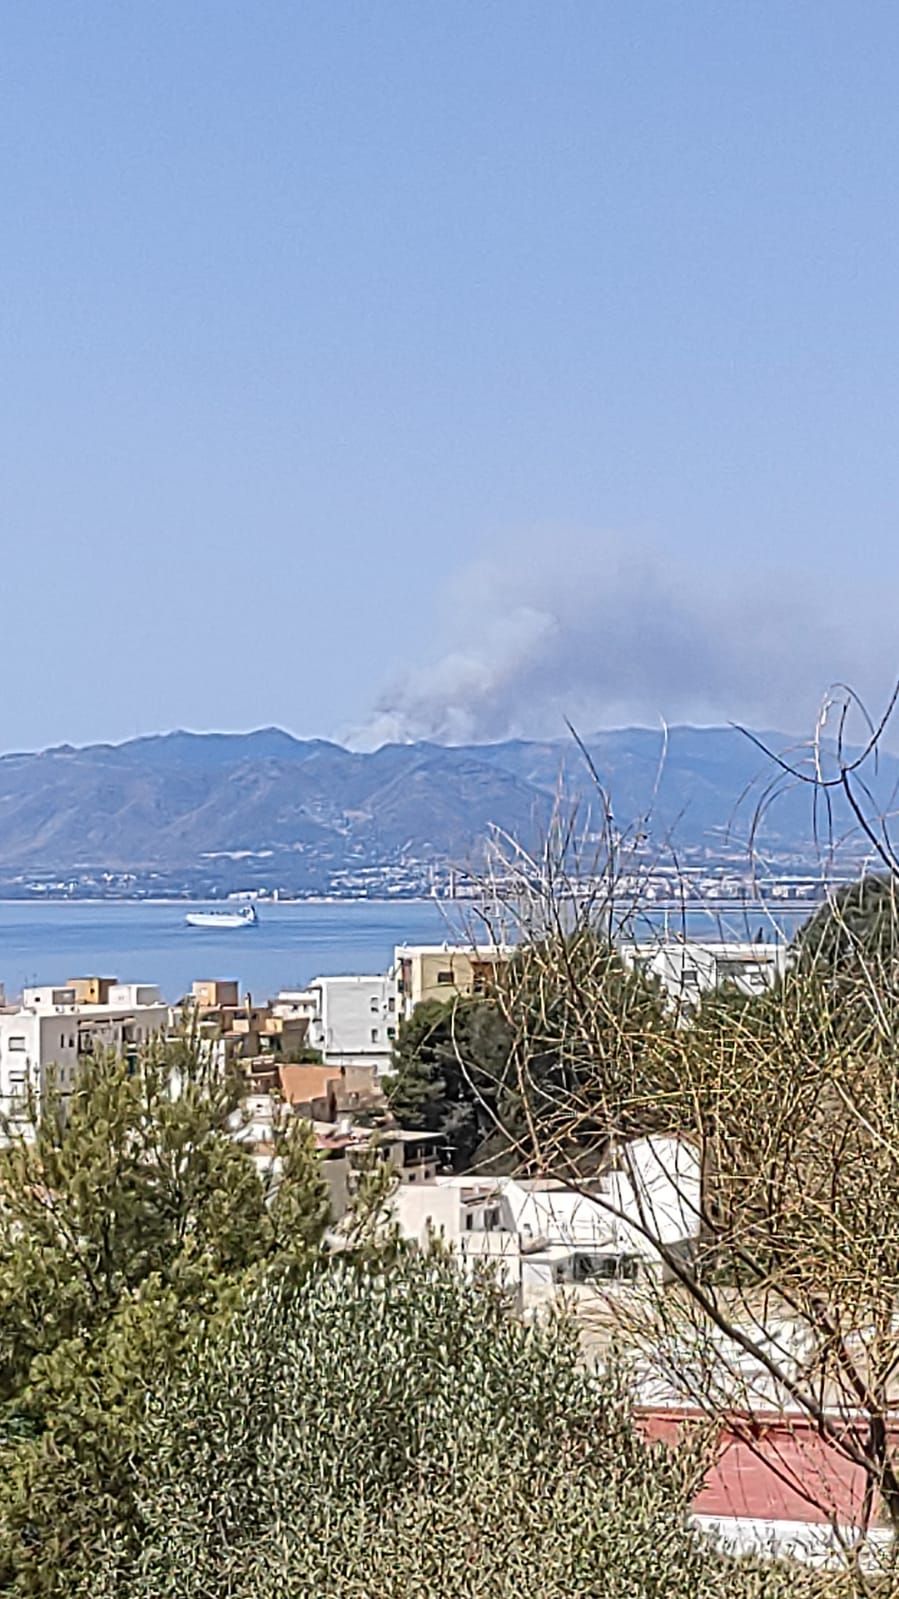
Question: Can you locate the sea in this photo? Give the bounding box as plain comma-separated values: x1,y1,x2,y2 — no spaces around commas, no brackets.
0,895,812,1004
0,899,461,1003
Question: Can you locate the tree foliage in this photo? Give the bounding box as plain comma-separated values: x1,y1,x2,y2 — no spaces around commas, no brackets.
788,874,899,1054
5,870,898,1594
88,1251,822,1599
490,926,674,1173
793,873,899,984
386,996,515,1169
0,1036,331,1596
387,930,672,1175
469,856,899,1548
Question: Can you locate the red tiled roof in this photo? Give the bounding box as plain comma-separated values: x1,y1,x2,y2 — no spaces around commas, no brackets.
639,1407,891,1527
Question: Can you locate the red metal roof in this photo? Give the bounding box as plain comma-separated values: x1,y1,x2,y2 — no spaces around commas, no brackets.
639,1408,890,1528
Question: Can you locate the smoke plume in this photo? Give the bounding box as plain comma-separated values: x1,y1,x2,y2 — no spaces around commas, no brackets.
348,533,883,749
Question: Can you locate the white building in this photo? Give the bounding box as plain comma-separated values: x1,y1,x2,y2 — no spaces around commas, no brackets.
273,974,398,1076
390,1136,701,1311
619,940,786,1006
0,981,168,1133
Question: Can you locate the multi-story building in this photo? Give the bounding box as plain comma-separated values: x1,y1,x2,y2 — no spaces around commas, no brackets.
274,974,399,1076
0,978,168,1132
236,1083,439,1207
389,1135,701,1309
189,979,240,1010
276,1061,384,1121
618,940,786,1006
185,981,311,1074
393,943,512,1020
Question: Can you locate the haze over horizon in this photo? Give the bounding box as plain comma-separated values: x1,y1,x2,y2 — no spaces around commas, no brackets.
4,4,899,750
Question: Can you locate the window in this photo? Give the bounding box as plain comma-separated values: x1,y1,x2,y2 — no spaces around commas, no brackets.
370,1028,379,1043
370,998,380,1013
387,1027,396,1040
387,997,395,1013
7,1037,26,1052
436,970,454,985
465,1213,474,1232
716,960,748,984
572,1253,639,1284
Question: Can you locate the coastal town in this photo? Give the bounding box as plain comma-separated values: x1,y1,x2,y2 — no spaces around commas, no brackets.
0,853,861,906
0,932,786,1131
0,920,891,1571
5,0,898,1590
0,932,779,1312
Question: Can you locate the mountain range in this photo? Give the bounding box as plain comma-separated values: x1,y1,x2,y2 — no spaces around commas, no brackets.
0,725,887,893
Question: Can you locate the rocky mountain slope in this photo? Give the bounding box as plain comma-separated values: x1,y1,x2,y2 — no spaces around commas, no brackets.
0,725,885,888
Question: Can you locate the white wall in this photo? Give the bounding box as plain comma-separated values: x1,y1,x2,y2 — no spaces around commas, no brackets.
22,985,78,1010
107,983,163,1009
0,1013,80,1126
611,1136,701,1251
0,992,168,1136
273,989,319,1038
390,1139,701,1287
392,1181,463,1246
309,974,398,1072
619,941,785,1004
0,1013,43,1121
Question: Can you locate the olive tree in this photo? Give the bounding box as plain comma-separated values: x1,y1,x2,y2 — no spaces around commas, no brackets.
91,1252,826,1599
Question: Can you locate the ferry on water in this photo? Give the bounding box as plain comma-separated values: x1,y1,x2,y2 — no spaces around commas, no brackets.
185,905,259,930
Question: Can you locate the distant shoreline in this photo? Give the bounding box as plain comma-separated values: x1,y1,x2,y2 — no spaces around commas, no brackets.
0,896,449,908
0,894,814,916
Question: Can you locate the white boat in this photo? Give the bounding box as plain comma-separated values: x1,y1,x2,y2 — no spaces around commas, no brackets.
185,905,259,930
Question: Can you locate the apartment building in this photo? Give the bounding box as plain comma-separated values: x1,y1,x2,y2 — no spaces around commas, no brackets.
0,978,168,1131
276,1060,384,1120
390,1136,701,1309
618,940,786,1005
237,1096,439,1206
393,943,512,1020
273,974,398,1075
185,981,311,1074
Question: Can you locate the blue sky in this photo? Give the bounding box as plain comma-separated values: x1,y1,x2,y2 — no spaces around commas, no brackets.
2,2,898,750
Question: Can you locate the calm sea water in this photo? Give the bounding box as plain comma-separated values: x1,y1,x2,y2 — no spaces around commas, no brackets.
0,899,462,1003
0,896,810,1005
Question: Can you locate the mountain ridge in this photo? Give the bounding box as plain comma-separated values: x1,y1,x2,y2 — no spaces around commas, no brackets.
0,724,885,891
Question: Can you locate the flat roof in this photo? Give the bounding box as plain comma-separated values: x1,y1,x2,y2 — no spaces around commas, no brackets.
394,944,511,957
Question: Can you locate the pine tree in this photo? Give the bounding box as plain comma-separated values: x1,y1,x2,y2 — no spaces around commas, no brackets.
0,1034,331,1596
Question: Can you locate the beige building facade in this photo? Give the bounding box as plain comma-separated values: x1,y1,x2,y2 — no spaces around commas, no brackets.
394,943,512,1018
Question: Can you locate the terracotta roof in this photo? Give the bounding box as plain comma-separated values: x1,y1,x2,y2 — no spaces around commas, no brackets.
278,1064,339,1106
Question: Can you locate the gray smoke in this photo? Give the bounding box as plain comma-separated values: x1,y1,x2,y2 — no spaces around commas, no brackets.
348,535,884,749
